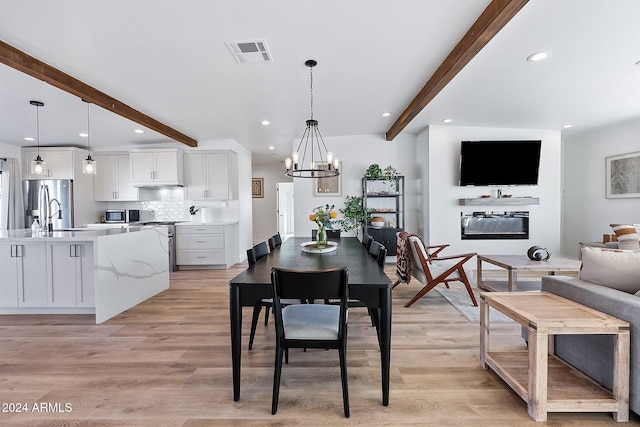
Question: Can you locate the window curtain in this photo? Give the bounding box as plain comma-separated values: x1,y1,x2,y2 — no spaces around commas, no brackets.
0,158,24,230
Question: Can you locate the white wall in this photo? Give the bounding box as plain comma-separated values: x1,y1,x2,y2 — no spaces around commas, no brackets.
563,117,640,258
418,125,562,257
0,143,23,159
292,133,418,238
251,163,292,244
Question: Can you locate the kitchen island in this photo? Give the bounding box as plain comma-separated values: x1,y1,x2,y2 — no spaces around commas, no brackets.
0,226,169,323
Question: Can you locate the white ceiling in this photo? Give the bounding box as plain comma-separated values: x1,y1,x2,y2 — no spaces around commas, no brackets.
0,0,639,165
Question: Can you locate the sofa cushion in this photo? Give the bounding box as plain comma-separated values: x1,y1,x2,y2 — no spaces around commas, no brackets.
610,224,640,250
579,246,640,293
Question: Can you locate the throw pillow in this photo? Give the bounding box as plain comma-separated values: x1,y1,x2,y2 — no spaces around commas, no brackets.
580,247,640,293
610,224,640,250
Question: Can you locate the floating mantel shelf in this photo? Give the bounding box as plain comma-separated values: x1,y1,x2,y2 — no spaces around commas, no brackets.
459,197,540,206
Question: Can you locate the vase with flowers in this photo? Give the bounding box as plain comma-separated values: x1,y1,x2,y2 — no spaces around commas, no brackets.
309,204,337,248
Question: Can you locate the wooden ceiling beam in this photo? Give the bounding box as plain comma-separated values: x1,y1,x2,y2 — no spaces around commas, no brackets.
0,40,198,147
385,0,528,141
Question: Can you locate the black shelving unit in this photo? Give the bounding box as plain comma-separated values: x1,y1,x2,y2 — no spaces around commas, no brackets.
362,176,404,255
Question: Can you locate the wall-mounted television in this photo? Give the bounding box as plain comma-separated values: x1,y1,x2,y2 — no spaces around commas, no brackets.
459,140,541,186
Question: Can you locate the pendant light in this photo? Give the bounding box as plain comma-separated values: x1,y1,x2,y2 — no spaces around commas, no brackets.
82,100,97,174
29,100,46,175
285,59,339,178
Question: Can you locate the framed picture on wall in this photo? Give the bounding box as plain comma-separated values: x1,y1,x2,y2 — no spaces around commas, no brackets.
252,177,264,198
313,162,342,196
606,151,640,198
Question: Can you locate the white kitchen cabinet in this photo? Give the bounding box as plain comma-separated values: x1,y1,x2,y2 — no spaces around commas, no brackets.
93,153,138,201
0,241,47,307
0,242,19,307
176,223,238,269
47,242,95,307
129,148,183,186
23,148,74,180
184,152,238,200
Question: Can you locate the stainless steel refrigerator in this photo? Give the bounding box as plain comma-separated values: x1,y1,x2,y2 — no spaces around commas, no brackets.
23,179,74,230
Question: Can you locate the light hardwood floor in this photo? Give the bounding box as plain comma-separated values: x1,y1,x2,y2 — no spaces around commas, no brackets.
0,264,637,426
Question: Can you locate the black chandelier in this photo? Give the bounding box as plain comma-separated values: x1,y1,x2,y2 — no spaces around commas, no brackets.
285,59,339,178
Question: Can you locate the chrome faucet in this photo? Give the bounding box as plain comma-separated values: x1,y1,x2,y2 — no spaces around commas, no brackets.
47,198,62,232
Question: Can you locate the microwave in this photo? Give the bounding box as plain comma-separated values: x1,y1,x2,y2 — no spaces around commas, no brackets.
105,210,127,223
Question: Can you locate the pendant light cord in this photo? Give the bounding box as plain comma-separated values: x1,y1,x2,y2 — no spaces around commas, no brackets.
86,102,91,155
36,104,41,157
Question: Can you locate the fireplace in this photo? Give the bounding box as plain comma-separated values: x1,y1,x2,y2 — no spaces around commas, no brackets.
461,211,529,240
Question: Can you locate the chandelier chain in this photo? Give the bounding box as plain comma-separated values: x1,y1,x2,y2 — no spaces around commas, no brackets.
86,102,91,154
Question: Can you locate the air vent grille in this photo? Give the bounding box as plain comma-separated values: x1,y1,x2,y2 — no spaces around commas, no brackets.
225,40,273,63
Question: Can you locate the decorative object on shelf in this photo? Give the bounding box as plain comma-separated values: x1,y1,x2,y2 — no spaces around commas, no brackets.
29,100,46,175
370,216,385,228
285,59,339,178
364,164,383,179
364,164,401,186
309,204,337,249
82,100,97,175
314,161,342,196
251,177,264,198
527,246,550,261
606,151,640,198
189,205,200,222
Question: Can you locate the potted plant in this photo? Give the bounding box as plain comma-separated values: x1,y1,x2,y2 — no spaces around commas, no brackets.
337,196,371,239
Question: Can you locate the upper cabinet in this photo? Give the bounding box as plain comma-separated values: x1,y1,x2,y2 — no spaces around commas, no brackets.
22,147,75,179
183,151,238,200
129,148,184,187
92,153,138,201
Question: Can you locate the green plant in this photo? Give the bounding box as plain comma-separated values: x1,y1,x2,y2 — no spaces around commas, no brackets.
336,196,371,234
364,164,383,179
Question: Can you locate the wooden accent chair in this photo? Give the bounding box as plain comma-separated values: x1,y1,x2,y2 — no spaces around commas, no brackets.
404,236,477,308
270,267,350,417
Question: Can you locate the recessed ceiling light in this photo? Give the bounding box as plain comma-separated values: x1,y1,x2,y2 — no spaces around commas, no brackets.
79,132,88,138
381,112,392,117
442,118,453,123
261,120,271,126
268,146,275,150
562,124,573,129
134,129,144,134
24,137,35,141
527,51,551,62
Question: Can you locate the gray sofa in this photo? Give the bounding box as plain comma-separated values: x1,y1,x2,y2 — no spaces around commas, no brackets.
541,276,640,416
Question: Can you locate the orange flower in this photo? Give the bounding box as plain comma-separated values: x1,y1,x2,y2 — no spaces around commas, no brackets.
330,211,337,219
309,214,316,222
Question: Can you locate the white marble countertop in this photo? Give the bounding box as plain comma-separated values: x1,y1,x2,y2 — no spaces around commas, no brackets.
177,221,239,226
0,226,157,241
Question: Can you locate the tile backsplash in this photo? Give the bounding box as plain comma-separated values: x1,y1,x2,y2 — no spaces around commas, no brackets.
113,187,238,223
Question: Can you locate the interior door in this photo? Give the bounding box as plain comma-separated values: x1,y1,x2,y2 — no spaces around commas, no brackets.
276,182,294,238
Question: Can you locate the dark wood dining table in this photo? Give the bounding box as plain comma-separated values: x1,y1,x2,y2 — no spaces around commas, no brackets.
229,237,392,406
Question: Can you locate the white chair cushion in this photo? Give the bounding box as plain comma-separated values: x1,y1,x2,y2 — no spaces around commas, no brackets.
282,304,340,339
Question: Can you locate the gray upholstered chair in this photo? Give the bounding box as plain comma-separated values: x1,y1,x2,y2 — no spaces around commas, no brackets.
270,266,350,417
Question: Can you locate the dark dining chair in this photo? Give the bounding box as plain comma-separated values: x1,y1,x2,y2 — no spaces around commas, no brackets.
248,242,300,350
368,240,384,260
311,229,342,241
268,233,282,251
270,266,350,417
361,233,373,251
